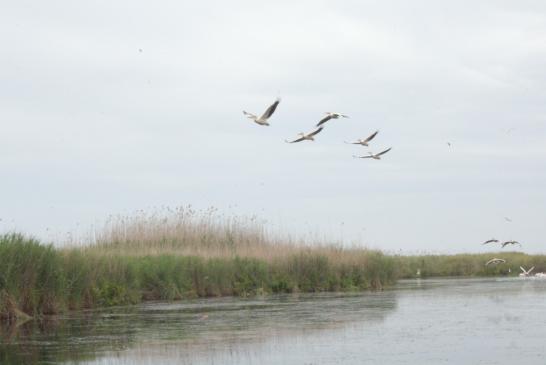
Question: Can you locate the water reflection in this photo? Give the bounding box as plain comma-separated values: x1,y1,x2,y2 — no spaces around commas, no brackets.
1,291,398,364
2,278,546,365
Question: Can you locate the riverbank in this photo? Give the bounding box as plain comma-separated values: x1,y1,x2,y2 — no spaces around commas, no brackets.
1,208,544,321
0,233,395,322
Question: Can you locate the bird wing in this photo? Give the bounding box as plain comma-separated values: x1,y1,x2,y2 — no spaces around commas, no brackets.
363,130,379,143
285,136,305,143
243,111,257,119
520,266,526,273
307,127,324,137
376,147,392,156
529,266,535,274
260,98,280,120
353,155,373,159
316,115,333,127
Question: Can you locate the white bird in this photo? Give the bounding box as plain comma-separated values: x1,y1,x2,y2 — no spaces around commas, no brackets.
519,266,535,277
243,98,281,126
353,147,392,160
285,127,324,143
485,258,506,266
345,131,379,146
316,112,349,127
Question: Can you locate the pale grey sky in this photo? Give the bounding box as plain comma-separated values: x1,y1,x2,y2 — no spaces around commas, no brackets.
1,0,545,253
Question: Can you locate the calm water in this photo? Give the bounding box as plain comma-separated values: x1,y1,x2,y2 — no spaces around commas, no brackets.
1,277,546,364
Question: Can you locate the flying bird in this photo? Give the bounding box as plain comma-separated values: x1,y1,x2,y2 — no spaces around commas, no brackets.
504,217,512,222
485,258,506,266
316,112,349,127
501,240,520,248
285,127,324,143
482,239,499,245
243,98,281,126
353,147,392,160
519,266,535,277
345,131,379,146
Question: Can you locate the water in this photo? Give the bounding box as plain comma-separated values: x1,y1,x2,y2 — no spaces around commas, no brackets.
1,277,545,364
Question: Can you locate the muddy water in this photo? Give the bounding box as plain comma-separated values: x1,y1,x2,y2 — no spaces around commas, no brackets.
1,277,545,364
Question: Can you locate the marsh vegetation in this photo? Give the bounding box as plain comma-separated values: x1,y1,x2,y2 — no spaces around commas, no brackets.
1,208,544,321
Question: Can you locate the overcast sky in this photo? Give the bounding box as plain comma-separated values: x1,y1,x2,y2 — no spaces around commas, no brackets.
1,0,545,253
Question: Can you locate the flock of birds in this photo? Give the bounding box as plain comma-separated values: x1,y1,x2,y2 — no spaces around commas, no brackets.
243,98,392,159
482,223,544,277
483,219,524,268
244,98,541,278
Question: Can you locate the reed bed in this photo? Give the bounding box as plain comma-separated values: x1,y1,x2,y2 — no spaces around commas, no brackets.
0,208,395,321
2,207,544,322
394,252,546,278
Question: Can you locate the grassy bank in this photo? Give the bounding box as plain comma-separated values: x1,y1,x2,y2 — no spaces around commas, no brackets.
0,232,394,322
1,208,544,322
394,252,546,278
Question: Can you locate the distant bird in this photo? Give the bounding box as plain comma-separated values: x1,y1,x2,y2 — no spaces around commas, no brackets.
501,240,520,248
345,131,379,146
243,98,281,126
353,147,392,160
504,217,512,222
519,266,535,277
285,127,324,143
485,258,506,266
482,239,499,245
316,112,349,127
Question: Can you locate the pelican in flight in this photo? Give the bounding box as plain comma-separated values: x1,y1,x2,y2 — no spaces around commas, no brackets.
519,266,535,277
482,239,499,245
316,112,349,127
285,127,324,143
485,258,506,266
243,98,281,126
501,240,520,248
353,147,392,160
345,131,379,146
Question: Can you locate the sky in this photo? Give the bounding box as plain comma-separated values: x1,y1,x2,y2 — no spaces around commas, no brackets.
1,0,545,253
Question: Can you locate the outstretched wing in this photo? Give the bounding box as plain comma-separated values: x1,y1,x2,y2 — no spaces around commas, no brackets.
307,127,324,137
363,130,379,143
243,111,257,119
353,155,373,159
376,147,392,157
285,136,305,143
260,98,281,120
316,115,333,127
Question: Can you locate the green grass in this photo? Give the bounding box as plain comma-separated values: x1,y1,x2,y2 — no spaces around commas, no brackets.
0,233,395,322
2,220,544,322
393,252,546,278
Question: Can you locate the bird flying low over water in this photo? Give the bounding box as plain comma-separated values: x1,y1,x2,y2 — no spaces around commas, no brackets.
353,147,392,160
482,239,499,245
316,112,349,127
501,240,520,248
345,131,379,146
519,266,535,277
285,127,324,143
243,98,281,126
485,258,506,266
